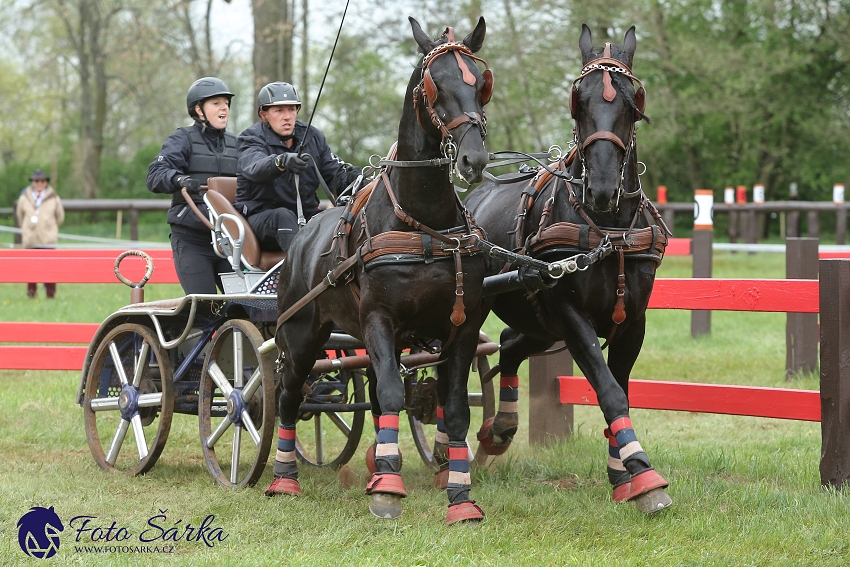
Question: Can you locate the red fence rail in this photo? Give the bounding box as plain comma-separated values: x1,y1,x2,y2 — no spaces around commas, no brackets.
0,249,179,284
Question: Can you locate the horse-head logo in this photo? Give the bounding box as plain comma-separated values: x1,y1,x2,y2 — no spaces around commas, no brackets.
17,506,64,559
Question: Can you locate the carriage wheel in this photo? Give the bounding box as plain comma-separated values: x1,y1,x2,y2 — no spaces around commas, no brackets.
199,320,275,488
407,352,496,470
83,323,174,476
295,360,366,469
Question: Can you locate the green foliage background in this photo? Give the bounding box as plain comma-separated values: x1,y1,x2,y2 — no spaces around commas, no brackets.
2,0,849,206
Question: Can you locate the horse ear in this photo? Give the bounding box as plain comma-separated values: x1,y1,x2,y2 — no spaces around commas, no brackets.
622,25,637,67
462,16,486,53
579,23,594,64
409,17,437,54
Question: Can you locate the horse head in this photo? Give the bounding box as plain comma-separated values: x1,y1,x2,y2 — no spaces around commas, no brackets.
571,24,648,213
408,16,491,184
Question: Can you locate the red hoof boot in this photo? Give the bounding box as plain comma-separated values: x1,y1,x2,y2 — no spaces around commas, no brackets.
365,473,407,498
264,477,301,497
477,417,513,456
446,501,485,525
612,470,671,511
365,443,402,475
434,467,449,490
612,481,632,503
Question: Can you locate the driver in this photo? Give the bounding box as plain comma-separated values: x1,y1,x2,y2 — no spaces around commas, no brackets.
235,81,358,252
146,77,237,294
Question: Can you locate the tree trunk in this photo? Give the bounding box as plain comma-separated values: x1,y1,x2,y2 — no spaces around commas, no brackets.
252,0,294,92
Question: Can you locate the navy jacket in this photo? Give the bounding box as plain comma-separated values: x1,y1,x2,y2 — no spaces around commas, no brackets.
146,120,237,231
235,120,353,219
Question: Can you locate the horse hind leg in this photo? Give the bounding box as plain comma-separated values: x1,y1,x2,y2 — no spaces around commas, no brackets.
264,318,330,498
478,327,553,456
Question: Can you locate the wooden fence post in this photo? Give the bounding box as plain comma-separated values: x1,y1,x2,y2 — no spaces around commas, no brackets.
819,258,850,489
786,238,819,378
692,189,713,337
528,344,574,445
807,211,819,238
130,208,139,241
12,199,22,245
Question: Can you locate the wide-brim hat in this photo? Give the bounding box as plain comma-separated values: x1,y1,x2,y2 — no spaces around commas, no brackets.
30,169,49,182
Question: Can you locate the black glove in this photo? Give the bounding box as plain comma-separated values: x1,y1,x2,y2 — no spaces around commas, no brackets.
177,175,202,197
274,153,308,175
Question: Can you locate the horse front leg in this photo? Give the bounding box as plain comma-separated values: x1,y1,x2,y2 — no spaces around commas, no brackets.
478,327,554,455
361,312,407,519
442,326,485,524
607,315,672,513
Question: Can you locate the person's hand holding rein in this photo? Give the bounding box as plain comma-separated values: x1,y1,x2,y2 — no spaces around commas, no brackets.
275,153,308,174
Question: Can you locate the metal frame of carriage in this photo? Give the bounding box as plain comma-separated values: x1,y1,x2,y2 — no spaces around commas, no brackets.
74,177,502,489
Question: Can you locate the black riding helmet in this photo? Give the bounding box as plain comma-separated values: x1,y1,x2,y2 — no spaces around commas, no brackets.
186,77,234,119
257,82,301,117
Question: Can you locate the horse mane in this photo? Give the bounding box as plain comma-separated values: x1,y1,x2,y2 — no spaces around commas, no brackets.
610,72,651,124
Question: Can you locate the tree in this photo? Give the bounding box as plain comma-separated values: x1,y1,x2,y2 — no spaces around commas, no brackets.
252,0,295,91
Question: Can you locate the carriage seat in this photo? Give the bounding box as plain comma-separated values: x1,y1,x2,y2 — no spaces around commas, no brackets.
205,177,286,272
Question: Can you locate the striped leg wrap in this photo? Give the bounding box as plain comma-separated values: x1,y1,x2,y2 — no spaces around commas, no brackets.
604,428,630,487
375,413,401,473
445,443,472,504
610,416,651,474
498,375,519,414
273,425,298,480
372,413,381,437
433,406,449,464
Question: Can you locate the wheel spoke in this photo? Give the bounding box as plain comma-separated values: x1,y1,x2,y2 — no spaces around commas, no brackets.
130,415,149,460
131,342,150,388
240,411,261,446
105,418,130,465
326,412,352,437
233,331,244,388
314,416,324,465
242,368,263,400
89,397,120,412
207,415,232,448
230,425,242,484
109,342,130,386
208,362,234,396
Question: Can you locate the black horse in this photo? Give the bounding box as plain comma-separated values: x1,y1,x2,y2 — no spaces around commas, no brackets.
466,24,673,513
269,17,492,524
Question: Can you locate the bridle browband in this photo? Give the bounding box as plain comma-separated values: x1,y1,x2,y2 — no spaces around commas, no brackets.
570,44,647,210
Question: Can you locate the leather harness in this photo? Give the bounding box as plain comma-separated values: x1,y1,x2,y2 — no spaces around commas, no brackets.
510,147,670,346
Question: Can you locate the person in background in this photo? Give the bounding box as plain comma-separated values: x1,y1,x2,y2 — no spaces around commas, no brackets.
16,169,64,298
235,81,358,252
146,76,237,294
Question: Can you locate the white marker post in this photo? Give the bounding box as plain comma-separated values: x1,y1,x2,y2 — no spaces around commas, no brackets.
692,189,713,337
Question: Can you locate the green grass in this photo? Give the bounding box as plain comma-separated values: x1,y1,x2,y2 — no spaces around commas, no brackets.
0,252,844,566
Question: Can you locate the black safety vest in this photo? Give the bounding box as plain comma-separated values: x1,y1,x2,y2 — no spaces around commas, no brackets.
179,126,238,185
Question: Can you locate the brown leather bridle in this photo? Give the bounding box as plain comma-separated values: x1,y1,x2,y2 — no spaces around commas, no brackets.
412,28,494,162
569,44,647,209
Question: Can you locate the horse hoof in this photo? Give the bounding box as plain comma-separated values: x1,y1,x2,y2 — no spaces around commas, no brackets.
633,487,673,514
369,493,403,519
434,467,449,490
264,477,301,497
446,501,485,525
365,443,402,475
477,417,513,456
